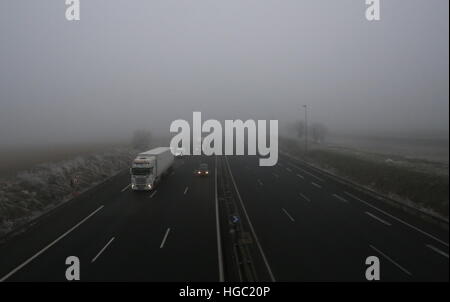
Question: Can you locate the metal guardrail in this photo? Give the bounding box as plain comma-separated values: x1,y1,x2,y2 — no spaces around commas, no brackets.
281,150,449,231
216,156,258,281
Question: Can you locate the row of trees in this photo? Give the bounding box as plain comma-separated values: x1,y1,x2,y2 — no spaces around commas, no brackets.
131,121,328,151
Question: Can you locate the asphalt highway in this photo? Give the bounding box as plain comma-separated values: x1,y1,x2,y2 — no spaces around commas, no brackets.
0,155,218,281
0,154,447,281
226,154,448,281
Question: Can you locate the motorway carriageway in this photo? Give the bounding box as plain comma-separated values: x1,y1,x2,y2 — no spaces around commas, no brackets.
0,154,448,281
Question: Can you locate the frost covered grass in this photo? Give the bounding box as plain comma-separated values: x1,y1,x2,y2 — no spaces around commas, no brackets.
0,148,136,236
281,137,449,218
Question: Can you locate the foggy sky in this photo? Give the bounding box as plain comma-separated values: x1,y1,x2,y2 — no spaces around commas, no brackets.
0,0,448,146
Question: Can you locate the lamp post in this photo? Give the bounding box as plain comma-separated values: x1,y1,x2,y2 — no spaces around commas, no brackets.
302,105,308,153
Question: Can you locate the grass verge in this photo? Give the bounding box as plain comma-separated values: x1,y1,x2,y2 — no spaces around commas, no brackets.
281,137,449,218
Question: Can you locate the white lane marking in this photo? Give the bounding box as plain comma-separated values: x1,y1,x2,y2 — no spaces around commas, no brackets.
365,212,392,226
426,244,449,259
0,205,104,282
369,245,412,276
286,167,292,172
273,173,279,179
121,184,130,192
184,186,189,195
299,193,311,202
91,237,115,263
282,208,295,222
257,179,263,186
333,194,349,203
149,190,158,198
225,156,276,282
311,182,322,189
289,164,324,182
296,174,304,179
345,192,449,247
160,228,171,249
215,157,225,282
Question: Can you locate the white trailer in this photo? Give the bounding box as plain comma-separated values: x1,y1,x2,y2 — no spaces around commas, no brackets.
130,147,174,191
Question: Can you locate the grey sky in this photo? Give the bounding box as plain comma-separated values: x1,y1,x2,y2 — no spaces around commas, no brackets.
0,0,448,146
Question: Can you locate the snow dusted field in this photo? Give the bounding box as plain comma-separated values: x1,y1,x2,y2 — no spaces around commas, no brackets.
325,134,449,165
0,148,136,237
281,136,449,218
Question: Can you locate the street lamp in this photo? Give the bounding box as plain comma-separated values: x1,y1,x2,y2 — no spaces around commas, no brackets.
302,105,308,153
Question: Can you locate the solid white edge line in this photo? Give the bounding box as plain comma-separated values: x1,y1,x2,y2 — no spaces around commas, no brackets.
91,237,115,263
215,156,225,282
287,163,324,182
283,153,449,248
282,208,295,222
160,228,171,249
365,212,392,226
225,156,276,282
369,245,412,276
426,244,449,259
184,186,189,195
0,205,104,282
345,192,449,247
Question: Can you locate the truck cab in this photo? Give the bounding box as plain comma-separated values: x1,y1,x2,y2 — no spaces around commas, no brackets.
130,156,155,190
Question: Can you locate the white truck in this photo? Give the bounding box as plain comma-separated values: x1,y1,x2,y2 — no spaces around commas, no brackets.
130,147,174,191
171,147,185,157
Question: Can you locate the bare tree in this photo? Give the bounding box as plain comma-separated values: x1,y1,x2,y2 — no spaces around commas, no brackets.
131,130,152,151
